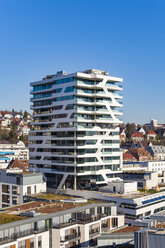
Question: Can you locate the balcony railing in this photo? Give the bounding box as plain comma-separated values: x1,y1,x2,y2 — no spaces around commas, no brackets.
53,213,110,229
61,232,81,242
0,228,48,245
89,227,100,235
101,223,109,228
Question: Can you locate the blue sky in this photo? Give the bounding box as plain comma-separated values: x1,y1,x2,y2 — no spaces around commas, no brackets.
0,0,164,124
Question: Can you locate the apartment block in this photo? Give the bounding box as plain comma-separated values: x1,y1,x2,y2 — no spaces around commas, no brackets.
0,169,46,208
0,202,124,248
0,141,29,169
29,69,123,191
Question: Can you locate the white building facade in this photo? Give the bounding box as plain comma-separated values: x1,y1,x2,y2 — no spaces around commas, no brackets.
0,203,124,248
0,141,29,161
29,69,123,191
0,169,46,208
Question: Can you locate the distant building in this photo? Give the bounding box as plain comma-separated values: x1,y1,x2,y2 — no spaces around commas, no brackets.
0,151,14,169
123,152,137,162
0,169,46,208
120,171,159,189
123,160,165,176
0,141,29,166
120,130,126,142
131,132,144,141
18,125,30,136
61,189,165,223
146,143,165,160
150,118,158,128
4,113,13,119
7,159,29,171
99,180,137,194
137,127,146,135
147,130,157,140
124,147,152,162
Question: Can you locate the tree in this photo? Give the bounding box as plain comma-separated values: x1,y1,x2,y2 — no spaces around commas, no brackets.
20,134,24,142
23,110,28,119
20,109,23,115
9,130,18,143
125,123,132,139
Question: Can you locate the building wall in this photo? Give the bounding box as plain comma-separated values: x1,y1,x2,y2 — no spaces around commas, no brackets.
0,172,46,208
61,189,165,223
0,203,123,248
135,231,165,248
99,181,137,194
0,231,49,248
29,69,123,190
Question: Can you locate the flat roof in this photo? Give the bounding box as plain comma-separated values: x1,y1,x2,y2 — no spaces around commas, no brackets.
97,190,158,199
111,225,141,234
0,201,114,230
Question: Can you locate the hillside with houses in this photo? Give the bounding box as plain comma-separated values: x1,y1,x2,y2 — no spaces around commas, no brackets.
0,110,32,146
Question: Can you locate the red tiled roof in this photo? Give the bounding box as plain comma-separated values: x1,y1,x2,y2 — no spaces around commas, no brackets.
132,132,143,137
147,130,156,135
7,159,29,171
123,152,137,161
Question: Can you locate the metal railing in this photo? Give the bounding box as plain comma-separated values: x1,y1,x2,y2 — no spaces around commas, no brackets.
61,232,81,242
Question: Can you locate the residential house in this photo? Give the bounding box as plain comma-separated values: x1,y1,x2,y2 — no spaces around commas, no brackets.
137,127,146,135
131,132,144,141
147,130,157,140
145,143,165,160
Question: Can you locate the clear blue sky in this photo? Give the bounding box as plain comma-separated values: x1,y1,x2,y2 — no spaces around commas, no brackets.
0,0,164,124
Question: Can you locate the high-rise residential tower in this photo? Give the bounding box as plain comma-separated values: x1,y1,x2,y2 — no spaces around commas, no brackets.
29,69,123,191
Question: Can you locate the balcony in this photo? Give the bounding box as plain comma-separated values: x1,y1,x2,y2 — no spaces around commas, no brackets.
53,220,78,229
53,213,110,229
0,228,48,246
61,232,81,242
101,223,109,229
89,227,100,236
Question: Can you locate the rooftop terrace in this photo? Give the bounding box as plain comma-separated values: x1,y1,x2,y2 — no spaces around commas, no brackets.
110,225,141,234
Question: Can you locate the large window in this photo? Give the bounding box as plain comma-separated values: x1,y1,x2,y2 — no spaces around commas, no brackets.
2,184,10,193
27,186,31,194
112,218,118,228
56,77,73,85
38,236,42,248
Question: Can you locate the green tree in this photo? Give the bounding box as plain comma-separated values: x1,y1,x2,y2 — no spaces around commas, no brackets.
20,134,24,142
9,130,18,143
23,110,28,119
125,123,132,139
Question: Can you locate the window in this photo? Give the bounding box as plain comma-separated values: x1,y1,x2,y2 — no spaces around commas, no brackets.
12,185,19,195
2,184,10,193
2,194,10,204
16,177,21,185
18,240,26,248
56,77,73,85
12,196,19,205
64,86,74,93
112,218,118,228
38,236,42,248
30,238,34,248
27,186,31,194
